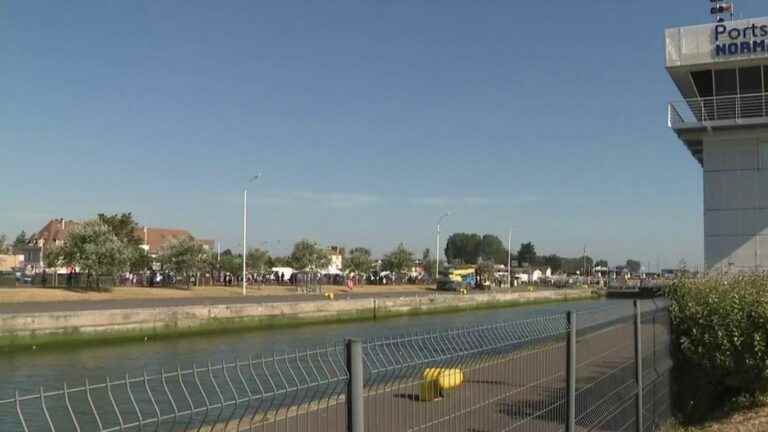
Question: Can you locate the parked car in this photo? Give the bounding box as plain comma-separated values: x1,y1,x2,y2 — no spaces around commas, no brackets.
14,272,32,284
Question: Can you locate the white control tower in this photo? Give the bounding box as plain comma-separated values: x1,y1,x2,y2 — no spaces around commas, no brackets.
667,16,768,271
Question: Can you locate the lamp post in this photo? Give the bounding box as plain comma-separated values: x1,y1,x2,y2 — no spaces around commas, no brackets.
243,174,261,296
435,211,453,285
508,229,513,289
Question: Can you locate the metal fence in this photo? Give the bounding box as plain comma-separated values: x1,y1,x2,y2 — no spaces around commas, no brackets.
0,299,673,432
668,92,768,128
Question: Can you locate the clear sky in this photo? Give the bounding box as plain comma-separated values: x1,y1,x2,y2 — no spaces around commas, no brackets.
3,1,767,269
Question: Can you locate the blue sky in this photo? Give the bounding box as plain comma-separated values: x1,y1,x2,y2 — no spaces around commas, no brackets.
3,1,766,269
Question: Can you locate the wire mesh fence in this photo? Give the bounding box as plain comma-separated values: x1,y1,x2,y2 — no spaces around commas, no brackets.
1,299,673,432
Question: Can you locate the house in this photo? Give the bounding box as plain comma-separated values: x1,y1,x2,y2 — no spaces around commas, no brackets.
23,219,79,272
135,227,214,257
23,218,214,271
0,254,24,272
326,245,344,274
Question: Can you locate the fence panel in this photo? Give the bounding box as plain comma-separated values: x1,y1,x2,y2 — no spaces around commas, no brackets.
1,346,349,432
2,300,673,432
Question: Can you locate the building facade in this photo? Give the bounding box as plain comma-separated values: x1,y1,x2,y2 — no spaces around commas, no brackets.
667,16,768,271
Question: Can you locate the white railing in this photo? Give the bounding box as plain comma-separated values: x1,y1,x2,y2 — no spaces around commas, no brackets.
668,92,768,128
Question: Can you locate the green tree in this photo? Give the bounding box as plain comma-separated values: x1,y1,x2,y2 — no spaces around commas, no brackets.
97,213,151,272
246,248,271,273
97,213,142,246
542,254,563,273
220,254,242,275
516,242,537,267
290,239,330,272
43,243,64,269
270,255,291,267
421,248,437,279
626,259,642,274
0,234,9,254
158,235,209,287
129,247,153,273
479,234,507,264
595,259,608,268
382,243,415,280
345,247,373,275
560,256,594,274
476,259,496,287
50,220,130,289
444,233,482,264
13,231,27,250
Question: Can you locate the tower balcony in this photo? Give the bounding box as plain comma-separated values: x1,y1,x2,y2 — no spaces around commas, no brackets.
668,92,768,130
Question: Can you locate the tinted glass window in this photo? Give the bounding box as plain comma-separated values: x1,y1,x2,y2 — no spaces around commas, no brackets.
714,69,738,96
739,66,763,118
739,66,762,94
691,70,713,98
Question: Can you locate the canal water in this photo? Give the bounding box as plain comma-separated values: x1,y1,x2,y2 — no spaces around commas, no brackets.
0,297,629,399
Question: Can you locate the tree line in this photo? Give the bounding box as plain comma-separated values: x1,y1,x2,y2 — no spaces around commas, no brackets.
22,213,428,288
3,218,646,286
443,232,643,274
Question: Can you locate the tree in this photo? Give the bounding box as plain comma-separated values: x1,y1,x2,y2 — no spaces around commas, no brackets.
96,213,151,272
345,247,373,275
13,231,27,250
479,234,507,264
626,259,642,274
516,242,537,267
219,254,242,275
445,233,482,264
561,256,593,274
542,254,563,273
246,248,271,273
290,240,330,272
270,256,291,267
381,243,414,280
0,234,9,254
476,259,496,287
97,213,141,247
51,220,131,289
129,247,152,273
158,235,209,286
595,259,609,268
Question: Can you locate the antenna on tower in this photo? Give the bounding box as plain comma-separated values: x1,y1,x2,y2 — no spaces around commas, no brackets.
710,0,734,23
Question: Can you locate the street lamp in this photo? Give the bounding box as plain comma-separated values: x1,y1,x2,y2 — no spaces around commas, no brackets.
435,211,453,285
243,173,261,296
507,229,513,289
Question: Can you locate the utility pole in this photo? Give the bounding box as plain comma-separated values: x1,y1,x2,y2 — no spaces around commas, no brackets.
507,229,512,288
242,174,261,296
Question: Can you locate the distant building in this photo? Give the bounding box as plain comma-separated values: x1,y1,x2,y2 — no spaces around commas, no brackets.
22,218,214,271
0,254,24,272
23,218,78,272
326,245,344,274
136,227,214,257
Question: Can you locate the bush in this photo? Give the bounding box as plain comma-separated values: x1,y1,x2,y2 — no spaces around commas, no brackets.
666,274,768,423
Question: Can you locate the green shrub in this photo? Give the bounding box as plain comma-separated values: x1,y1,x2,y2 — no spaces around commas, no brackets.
666,273,768,423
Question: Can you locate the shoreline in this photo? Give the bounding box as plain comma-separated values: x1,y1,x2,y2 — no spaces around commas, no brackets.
0,289,600,353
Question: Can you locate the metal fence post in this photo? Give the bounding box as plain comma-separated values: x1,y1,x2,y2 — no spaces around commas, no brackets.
634,300,643,432
346,338,364,432
567,311,576,432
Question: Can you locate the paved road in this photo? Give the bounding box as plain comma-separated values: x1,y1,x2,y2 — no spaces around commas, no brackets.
0,291,445,314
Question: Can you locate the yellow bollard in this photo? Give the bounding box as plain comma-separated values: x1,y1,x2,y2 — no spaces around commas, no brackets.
419,368,464,401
